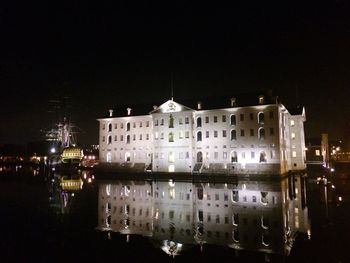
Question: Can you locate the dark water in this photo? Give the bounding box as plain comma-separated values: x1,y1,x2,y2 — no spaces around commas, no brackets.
0,164,349,263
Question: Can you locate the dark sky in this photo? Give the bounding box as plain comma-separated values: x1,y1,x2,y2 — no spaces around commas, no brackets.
1,1,350,146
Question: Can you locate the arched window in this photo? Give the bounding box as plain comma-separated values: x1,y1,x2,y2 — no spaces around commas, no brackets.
197,131,202,142
258,112,265,124
197,117,202,128
126,122,130,131
262,234,270,246
231,151,238,163
230,130,237,140
125,152,131,162
232,190,239,202
259,128,265,140
197,152,203,163
259,151,267,163
230,114,236,125
126,135,130,144
168,132,174,142
108,135,112,144
169,114,174,128
261,215,269,229
108,123,112,132
232,229,239,242
261,191,268,204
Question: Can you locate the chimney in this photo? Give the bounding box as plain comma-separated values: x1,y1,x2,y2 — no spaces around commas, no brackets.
127,108,132,116
230,97,236,107
258,95,265,104
153,105,157,110
108,109,113,117
197,101,202,110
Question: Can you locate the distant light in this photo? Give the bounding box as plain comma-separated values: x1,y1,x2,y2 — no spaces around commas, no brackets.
338,196,342,202
330,168,335,172
88,178,92,183
50,148,56,153
331,185,335,189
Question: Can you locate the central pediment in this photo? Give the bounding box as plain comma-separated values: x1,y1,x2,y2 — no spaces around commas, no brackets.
150,100,194,114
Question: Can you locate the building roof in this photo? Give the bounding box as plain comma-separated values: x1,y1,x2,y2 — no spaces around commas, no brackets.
98,91,279,119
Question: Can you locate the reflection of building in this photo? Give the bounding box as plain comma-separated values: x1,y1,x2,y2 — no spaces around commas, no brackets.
97,181,154,236
96,175,310,257
98,93,306,175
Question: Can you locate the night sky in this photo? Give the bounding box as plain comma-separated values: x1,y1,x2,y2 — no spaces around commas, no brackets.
1,1,350,147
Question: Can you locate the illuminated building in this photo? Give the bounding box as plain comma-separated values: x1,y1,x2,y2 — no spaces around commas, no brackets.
98,93,306,174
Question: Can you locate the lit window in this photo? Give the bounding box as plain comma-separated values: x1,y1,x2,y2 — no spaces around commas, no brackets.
179,131,183,139
290,120,295,126
155,132,158,140
315,150,320,156
251,151,255,159
292,151,297,158
291,132,296,139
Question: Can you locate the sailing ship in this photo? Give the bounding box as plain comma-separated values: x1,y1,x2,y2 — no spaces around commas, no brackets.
44,98,84,168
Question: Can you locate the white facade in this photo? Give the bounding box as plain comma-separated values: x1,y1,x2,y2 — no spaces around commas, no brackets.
98,97,306,174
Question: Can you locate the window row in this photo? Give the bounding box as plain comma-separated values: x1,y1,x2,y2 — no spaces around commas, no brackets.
103,121,151,132
196,111,273,127
196,150,274,162
196,128,274,141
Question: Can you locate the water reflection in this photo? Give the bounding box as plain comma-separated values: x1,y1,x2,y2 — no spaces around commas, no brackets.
96,175,310,258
